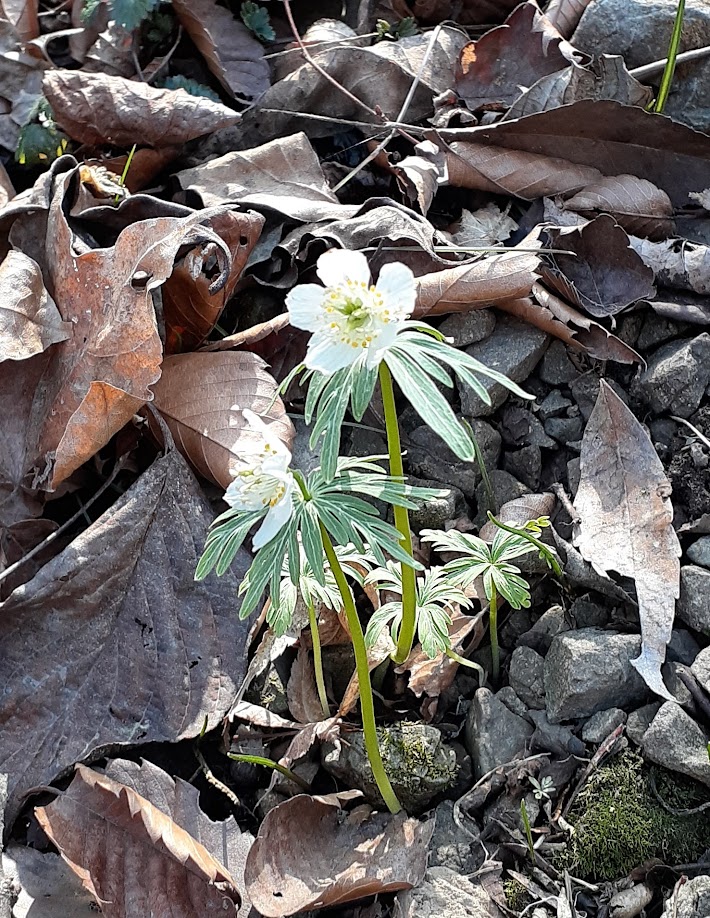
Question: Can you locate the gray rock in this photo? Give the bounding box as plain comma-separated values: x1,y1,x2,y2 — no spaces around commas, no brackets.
466,687,533,778
661,876,710,918
573,0,710,132
677,565,710,634
662,661,694,707
500,405,555,449
459,316,549,417
529,710,586,756
570,374,627,421
503,445,541,490
691,646,710,693
626,702,661,745
509,646,546,709
290,416,322,476
567,457,581,496
409,420,501,500
631,334,710,418
474,470,530,525
428,800,481,874
538,389,574,421
408,476,466,530
649,417,678,452
637,315,686,351
668,628,701,665
496,686,528,718
582,708,627,744
322,722,458,812
642,701,710,786
539,340,578,385
395,867,503,918
687,536,710,568
529,604,570,646
544,629,648,723
440,309,496,347
544,415,584,444
570,597,609,629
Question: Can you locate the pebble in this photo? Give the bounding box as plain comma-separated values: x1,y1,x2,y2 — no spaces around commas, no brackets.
626,702,661,746
570,597,609,629
439,309,496,347
544,415,584,444
642,701,710,786
582,707,627,744
538,339,578,386
408,476,466,530
687,536,710,568
466,687,533,778
660,875,710,918
677,565,710,634
508,646,546,709
691,646,710,693
395,867,504,918
503,445,541,490
538,389,573,421
631,334,710,418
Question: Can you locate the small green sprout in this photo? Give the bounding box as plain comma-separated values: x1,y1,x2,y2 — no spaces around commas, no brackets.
529,774,555,802
15,98,69,166
240,1,275,42
375,17,418,41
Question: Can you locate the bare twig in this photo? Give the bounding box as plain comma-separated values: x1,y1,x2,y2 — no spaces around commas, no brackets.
630,44,710,79
560,724,624,818
194,745,241,808
550,483,580,526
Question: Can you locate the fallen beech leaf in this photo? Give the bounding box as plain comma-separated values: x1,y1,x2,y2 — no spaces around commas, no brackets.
1,0,39,41
563,175,674,241
629,236,710,296
544,0,595,37
443,204,517,249
393,140,443,216
436,100,710,206
456,2,581,109
162,209,264,353
151,351,294,489
0,250,69,360
573,381,680,700
0,444,251,829
272,18,365,82
244,795,432,916
414,251,540,316
43,70,240,148
505,55,651,119
172,0,269,100
36,765,241,916
287,645,326,725
541,215,655,317
175,132,356,223
199,313,290,353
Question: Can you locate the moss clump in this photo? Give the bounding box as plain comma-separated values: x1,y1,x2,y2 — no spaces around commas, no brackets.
561,751,710,881
504,878,531,912
378,723,459,812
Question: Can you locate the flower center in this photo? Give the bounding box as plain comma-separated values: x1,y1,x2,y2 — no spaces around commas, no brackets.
237,467,286,507
323,279,390,348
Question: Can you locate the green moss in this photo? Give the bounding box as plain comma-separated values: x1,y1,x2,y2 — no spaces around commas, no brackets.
504,878,531,912
561,751,710,881
376,723,459,812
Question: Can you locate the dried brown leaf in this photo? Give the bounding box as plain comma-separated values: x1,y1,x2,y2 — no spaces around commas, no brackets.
244,795,432,916
544,0,595,38
287,645,326,725
573,381,680,699
1,0,39,40
479,493,557,539
0,444,251,829
163,209,264,353
0,161,14,208
541,215,655,317
563,174,675,241
0,250,70,360
437,100,710,207
505,55,651,119
151,351,293,489
455,2,581,109
199,313,291,353
443,204,517,248
394,140,443,216
36,765,241,916
172,0,269,100
43,70,240,148
414,251,540,316
629,236,710,296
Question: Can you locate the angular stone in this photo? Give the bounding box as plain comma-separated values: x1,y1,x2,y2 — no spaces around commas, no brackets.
503,445,541,490
544,629,648,723
428,801,480,874
439,309,496,347
626,702,661,746
544,415,583,444
539,339,578,385
509,646,546,709
496,686,528,718
529,710,586,756
643,702,710,786
538,389,574,421
465,688,533,778
407,421,499,500
691,646,710,693
570,597,609,629
396,867,503,918
582,708,627,744
500,405,555,449
631,334,710,418
570,374,627,421
408,476,466,530
668,628,701,665
677,565,710,635
459,316,549,417
661,876,710,918
687,536,710,569
474,470,530,525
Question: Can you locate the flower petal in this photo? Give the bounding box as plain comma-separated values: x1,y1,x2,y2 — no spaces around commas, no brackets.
364,322,399,368
252,485,294,549
375,261,417,319
316,249,370,288
285,284,326,332
224,477,261,511
305,333,359,375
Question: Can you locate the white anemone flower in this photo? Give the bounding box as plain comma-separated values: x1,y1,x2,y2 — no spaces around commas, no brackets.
225,409,295,549
285,249,416,375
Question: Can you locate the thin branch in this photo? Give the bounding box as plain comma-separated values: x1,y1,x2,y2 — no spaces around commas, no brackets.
194,745,241,807
630,43,710,79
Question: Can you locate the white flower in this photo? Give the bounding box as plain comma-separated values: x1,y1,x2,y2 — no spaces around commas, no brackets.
225,409,295,549
285,249,416,375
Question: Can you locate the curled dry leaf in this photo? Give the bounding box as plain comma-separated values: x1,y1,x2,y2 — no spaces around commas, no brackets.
162,209,265,353
505,55,652,120
544,0,594,37
0,445,251,829
573,381,680,700
414,250,540,316
244,795,433,917
437,100,710,207
563,174,675,241
43,70,240,148
443,204,518,248
541,215,655,317
172,0,269,100
455,2,582,109
36,765,241,916
395,140,443,216
151,351,294,489
629,236,710,296
0,250,70,361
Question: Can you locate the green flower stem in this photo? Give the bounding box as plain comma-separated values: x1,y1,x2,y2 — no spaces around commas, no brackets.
489,583,500,683
379,360,417,665
486,512,563,577
227,753,311,791
308,599,330,720
654,0,685,113
445,648,486,685
320,521,402,814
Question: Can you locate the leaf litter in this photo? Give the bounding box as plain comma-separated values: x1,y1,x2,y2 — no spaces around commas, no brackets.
0,0,709,914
